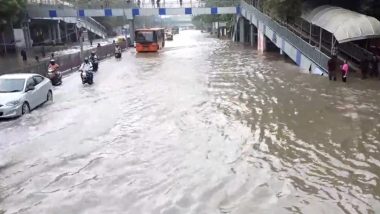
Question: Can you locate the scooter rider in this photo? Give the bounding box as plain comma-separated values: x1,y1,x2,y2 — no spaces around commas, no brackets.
89,51,99,71
90,51,98,61
48,59,59,73
115,44,121,54
80,57,93,71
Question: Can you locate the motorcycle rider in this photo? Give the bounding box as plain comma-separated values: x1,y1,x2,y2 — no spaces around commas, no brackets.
115,44,121,53
90,51,98,61
48,59,59,73
79,57,93,84
48,58,62,85
80,57,93,72
89,51,99,71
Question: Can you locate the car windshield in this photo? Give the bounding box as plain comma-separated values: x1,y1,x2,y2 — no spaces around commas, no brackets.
136,31,155,43
0,79,25,93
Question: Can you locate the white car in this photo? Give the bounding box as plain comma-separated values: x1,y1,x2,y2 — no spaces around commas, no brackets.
0,73,53,118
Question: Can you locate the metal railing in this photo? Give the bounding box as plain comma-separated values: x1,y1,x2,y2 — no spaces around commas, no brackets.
83,17,107,32
339,42,374,63
8,42,127,76
27,1,107,37
137,0,238,8
28,0,238,9
241,0,330,72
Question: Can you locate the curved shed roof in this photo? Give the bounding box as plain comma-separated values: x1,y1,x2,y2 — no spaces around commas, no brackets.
302,5,380,43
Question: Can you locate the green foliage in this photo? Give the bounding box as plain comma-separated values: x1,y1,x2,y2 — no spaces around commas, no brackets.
0,0,25,22
263,0,302,22
192,14,233,29
192,0,235,28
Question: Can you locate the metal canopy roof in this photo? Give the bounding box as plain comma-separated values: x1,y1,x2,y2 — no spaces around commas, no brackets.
302,5,380,43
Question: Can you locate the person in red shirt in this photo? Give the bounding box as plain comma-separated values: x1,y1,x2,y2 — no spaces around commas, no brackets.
48,59,59,73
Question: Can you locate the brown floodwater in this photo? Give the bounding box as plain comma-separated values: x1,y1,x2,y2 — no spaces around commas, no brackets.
1,30,380,214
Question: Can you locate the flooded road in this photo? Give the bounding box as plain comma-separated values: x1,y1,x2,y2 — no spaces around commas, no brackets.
1,30,380,214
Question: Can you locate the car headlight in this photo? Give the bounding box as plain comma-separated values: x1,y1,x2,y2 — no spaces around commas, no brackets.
6,100,21,107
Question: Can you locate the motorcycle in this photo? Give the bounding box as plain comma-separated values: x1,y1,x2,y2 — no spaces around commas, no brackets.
115,49,122,59
47,68,62,86
80,67,93,85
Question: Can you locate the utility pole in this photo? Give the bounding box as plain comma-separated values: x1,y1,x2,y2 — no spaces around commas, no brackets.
76,0,84,59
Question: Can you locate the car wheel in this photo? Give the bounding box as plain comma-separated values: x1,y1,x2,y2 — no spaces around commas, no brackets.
47,90,53,102
22,102,30,115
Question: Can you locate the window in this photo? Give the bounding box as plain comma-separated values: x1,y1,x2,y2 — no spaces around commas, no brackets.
135,31,154,43
33,76,44,85
0,79,25,93
26,78,36,89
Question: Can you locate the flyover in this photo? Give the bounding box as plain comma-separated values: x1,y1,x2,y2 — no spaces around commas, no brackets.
26,1,239,19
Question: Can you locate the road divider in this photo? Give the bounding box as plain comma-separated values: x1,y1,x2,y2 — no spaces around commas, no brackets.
11,41,128,77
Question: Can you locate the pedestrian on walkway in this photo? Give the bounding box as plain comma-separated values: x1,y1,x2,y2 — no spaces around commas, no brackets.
151,0,155,7
35,56,40,63
90,39,93,46
137,0,141,7
341,60,349,82
156,0,160,8
51,52,55,59
20,49,27,62
327,55,337,81
179,0,182,7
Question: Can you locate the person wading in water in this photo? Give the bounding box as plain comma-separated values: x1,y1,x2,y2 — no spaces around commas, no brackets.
327,55,338,81
341,60,349,82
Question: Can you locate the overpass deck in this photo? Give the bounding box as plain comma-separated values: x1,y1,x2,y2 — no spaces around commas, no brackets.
27,6,239,18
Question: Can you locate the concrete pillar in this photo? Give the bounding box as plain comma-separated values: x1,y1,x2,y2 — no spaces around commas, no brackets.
239,18,245,43
232,16,239,42
319,27,322,50
57,20,61,43
48,25,53,42
64,22,68,42
257,23,266,53
129,19,135,45
52,25,57,44
22,23,32,50
75,25,79,42
309,23,312,44
250,24,254,46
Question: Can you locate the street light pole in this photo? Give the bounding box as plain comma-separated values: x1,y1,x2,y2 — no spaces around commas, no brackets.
76,0,84,59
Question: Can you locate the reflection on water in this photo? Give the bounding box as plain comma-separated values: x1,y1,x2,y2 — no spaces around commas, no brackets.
1,30,380,214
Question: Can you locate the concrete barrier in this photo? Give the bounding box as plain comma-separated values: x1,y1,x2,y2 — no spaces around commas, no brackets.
8,41,127,77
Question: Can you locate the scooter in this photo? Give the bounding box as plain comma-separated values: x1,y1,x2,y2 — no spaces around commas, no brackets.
80,68,93,85
47,68,62,86
115,50,122,59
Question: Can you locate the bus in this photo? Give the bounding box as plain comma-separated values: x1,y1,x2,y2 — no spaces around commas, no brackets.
172,26,179,34
135,28,165,52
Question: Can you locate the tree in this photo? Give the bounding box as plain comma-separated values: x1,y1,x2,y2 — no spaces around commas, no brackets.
263,0,302,23
0,0,25,25
0,0,25,54
192,0,236,29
